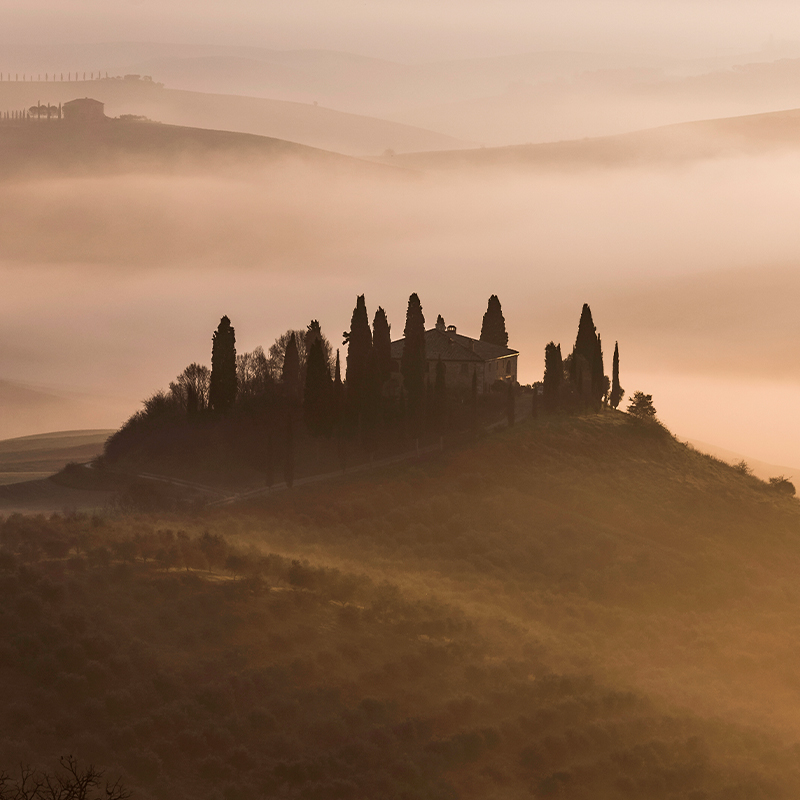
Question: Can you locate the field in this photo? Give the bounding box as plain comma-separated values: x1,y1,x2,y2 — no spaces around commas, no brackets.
3,412,800,798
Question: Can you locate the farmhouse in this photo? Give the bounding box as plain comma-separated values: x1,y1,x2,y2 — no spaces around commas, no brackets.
62,98,105,122
389,318,518,395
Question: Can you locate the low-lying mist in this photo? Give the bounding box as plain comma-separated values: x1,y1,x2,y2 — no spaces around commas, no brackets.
3,147,800,464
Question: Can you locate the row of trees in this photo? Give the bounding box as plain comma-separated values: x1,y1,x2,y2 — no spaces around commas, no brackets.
169,293,511,435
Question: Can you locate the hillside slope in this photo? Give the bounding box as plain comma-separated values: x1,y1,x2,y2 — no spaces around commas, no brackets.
389,106,800,171
4,412,800,798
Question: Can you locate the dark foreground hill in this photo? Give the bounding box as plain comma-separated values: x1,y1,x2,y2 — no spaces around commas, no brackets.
388,106,800,171
0,118,399,179
2,413,800,799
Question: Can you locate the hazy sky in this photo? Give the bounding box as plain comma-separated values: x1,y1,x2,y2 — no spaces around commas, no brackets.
4,1,800,60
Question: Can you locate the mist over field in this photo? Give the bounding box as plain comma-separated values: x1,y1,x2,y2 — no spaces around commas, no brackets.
3,138,800,465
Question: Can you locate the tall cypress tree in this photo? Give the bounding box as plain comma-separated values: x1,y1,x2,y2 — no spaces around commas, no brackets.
610,342,624,409
543,341,563,413
343,295,372,422
592,334,605,409
332,349,343,426
571,303,597,403
282,332,300,393
304,335,333,436
372,307,392,387
480,295,508,347
401,293,426,420
209,315,237,412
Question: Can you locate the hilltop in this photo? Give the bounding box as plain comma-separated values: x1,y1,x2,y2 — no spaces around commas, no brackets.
387,106,800,171
2,412,800,798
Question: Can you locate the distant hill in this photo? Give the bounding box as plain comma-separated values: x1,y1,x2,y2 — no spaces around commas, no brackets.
0,429,113,485
387,106,800,171
0,117,403,178
0,78,466,156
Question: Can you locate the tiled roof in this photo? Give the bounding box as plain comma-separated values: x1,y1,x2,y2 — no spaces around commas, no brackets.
390,328,518,363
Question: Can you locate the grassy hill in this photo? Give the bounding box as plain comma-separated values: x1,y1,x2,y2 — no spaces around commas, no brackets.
388,107,800,171
2,412,800,798
0,78,466,156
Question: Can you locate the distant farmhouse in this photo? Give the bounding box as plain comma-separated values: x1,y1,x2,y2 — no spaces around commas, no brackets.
62,98,105,122
390,317,518,395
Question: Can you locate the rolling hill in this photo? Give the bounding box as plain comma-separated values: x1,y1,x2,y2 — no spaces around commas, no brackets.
0,78,466,156
0,429,113,485
0,117,404,178
387,106,800,171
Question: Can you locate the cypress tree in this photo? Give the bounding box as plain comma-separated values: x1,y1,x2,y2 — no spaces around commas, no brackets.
543,342,563,413
209,315,237,412
401,293,426,420
372,307,392,387
332,349,343,426
343,295,372,422
480,295,508,347
304,336,333,436
571,303,598,403
282,332,300,392
592,334,605,409
610,342,624,409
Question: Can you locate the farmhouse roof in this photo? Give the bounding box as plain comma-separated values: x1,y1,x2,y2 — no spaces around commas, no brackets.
390,328,518,363
63,97,104,107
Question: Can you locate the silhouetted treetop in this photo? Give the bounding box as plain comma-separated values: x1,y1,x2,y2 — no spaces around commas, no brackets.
282,332,300,390
209,315,237,412
372,306,392,387
480,295,508,348
401,293,426,416
610,341,624,410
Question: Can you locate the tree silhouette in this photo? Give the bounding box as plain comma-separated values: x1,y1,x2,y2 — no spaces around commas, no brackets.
480,295,508,347
171,363,210,414
282,333,300,394
343,295,372,425
610,341,624,409
0,756,130,800
592,334,605,409
372,307,392,387
543,342,563,412
571,303,598,405
401,293,426,422
304,335,333,436
209,316,237,412
627,391,656,420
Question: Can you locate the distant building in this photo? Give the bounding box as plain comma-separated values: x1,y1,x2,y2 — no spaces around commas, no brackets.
62,97,105,122
389,318,518,395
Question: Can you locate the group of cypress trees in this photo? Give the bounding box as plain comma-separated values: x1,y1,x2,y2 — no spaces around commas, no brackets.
542,304,623,413
202,292,513,443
